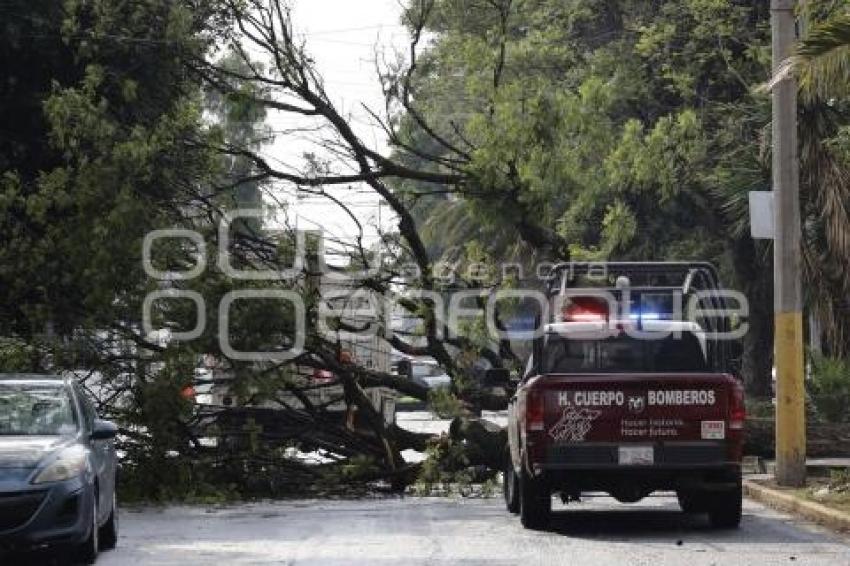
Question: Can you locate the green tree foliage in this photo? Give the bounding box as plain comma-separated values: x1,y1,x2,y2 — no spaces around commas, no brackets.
808,353,850,424
404,0,774,258
394,0,776,392
204,50,272,213
0,0,223,339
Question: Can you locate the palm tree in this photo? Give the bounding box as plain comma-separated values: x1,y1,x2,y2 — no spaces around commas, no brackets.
771,8,850,355
792,12,850,103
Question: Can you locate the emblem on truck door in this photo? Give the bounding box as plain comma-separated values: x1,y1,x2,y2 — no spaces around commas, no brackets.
548,406,602,442
628,395,646,415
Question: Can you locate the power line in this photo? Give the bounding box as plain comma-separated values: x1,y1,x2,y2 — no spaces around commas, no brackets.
301,24,407,36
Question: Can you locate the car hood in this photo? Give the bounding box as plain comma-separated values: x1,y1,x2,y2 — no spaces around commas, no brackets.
0,436,75,469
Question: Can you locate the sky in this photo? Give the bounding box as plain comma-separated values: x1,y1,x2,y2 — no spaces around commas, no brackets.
257,1,411,255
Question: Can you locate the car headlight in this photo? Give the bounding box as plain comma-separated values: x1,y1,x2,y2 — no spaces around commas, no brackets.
31,446,89,484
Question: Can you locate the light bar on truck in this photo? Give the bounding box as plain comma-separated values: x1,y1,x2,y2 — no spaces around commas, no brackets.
627,312,661,321
562,297,609,322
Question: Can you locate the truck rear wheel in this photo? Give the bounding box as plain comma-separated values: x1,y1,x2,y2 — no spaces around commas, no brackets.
677,490,707,513
519,468,550,529
708,484,742,529
503,454,519,514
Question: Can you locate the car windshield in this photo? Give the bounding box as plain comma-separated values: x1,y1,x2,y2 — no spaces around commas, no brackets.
0,383,78,436
542,332,707,373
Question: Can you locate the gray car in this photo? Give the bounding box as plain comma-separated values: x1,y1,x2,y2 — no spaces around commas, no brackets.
0,374,119,563
409,360,451,390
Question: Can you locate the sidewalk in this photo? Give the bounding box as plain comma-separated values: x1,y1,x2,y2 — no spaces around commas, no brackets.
744,473,850,533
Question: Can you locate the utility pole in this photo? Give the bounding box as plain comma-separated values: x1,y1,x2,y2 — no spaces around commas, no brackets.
771,0,806,487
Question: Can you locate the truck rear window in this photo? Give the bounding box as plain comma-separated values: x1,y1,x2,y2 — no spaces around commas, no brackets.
542,332,707,373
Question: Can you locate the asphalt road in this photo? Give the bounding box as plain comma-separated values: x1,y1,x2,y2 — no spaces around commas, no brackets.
8,413,850,565
10,494,847,566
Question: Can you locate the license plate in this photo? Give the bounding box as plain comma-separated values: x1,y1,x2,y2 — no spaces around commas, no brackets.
618,445,654,465
701,420,725,439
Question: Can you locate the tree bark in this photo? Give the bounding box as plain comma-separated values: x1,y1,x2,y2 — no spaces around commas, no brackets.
731,237,774,397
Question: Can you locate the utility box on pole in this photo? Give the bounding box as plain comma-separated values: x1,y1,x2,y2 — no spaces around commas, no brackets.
771,0,806,487
749,191,774,239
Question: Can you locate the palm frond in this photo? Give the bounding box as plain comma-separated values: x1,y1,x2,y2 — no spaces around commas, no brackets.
798,100,850,355
795,13,850,102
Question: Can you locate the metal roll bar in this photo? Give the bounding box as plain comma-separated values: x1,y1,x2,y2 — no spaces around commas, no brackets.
544,262,737,374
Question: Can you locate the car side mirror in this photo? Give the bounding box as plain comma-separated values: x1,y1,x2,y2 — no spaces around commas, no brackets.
482,368,511,388
91,419,118,440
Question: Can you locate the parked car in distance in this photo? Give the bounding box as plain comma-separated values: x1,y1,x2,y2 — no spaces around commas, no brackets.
395,358,451,390
0,374,119,563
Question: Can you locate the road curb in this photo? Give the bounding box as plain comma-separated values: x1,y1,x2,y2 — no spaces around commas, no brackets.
743,479,850,532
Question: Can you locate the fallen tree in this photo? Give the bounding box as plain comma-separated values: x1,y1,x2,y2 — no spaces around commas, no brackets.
137,0,555,494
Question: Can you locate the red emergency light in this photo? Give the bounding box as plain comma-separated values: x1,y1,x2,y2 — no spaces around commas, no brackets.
562,297,609,322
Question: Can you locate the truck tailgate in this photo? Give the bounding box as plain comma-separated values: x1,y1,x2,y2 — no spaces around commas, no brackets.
542,373,729,443
537,373,735,468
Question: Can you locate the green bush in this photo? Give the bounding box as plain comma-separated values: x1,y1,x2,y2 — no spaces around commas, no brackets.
428,388,465,419
808,355,850,424
412,438,473,496
828,468,850,490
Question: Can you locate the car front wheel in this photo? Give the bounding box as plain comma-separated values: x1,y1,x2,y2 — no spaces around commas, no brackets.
99,492,118,550
75,494,99,564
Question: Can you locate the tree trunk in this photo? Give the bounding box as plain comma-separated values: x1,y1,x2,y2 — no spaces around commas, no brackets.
731,237,773,397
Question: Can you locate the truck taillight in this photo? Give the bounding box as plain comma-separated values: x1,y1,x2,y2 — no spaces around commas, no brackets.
729,380,746,430
526,389,545,432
